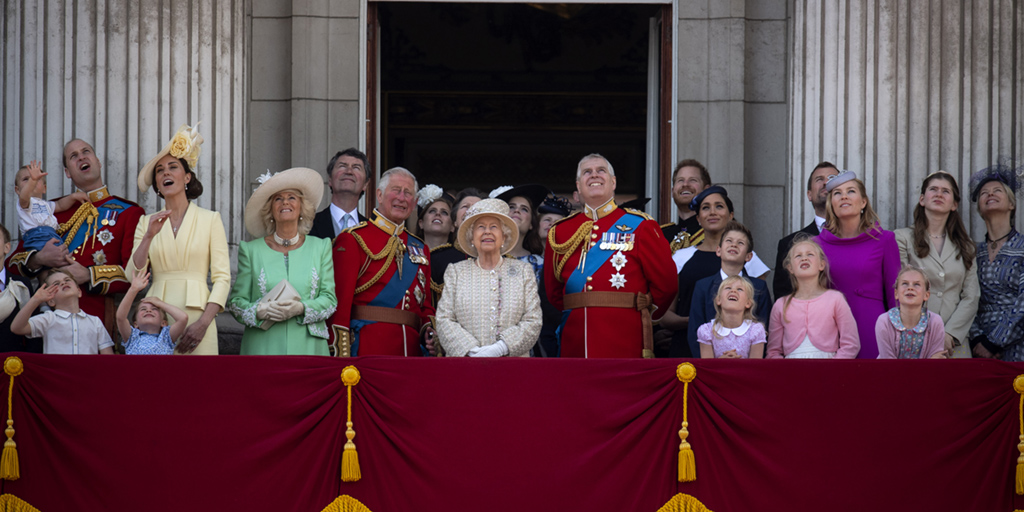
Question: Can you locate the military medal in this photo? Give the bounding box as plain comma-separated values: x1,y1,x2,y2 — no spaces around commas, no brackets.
414,286,425,306
92,251,107,265
417,269,426,287
609,273,626,289
107,210,117,226
96,230,114,246
610,251,627,271
101,211,109,226
408,245,428,265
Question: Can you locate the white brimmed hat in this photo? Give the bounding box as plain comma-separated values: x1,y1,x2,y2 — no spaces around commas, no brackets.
457,198,519,258
244,168,325,238
138,123,204,193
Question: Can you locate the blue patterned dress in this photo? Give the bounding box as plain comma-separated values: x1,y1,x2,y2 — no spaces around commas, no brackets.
970,231,1024,361
124,326,176,355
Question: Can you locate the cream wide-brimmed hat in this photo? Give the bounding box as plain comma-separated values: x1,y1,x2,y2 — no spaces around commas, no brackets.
243,168,325,238
138,123,204,193
457,198,520,258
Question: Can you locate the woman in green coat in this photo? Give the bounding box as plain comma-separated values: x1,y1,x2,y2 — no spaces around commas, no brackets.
228,167,337,355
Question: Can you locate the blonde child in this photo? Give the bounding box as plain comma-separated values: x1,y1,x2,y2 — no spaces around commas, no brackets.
10,269,114,354
15,160,88,251
696,275,766,358
875,266,947,359
767,235,860,358
116,271,188,355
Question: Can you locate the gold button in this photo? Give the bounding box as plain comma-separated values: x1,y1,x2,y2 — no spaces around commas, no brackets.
586,276,592,282
586,285,593,291
592,225,600,231
590,242,595,247
591,234,598,239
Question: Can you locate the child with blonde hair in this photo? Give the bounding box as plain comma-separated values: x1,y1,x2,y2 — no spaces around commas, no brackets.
875,265,947,359
116,270,188,355
14,160,88,251
696,275,766,358
767,235,860,358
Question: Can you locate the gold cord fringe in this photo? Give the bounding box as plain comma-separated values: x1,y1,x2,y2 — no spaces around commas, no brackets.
319,495,372,512
656,493,713,512
0,493,41,512
677,363,697,483
1014,375,1024,494
341,366,362,482
1,358,23,481
547,220,592,280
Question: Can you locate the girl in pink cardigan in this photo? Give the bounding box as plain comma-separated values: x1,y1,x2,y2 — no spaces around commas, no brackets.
874,266,947,359
767,237,860,358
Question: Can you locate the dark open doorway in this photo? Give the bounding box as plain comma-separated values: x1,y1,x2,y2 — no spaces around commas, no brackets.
376,2,663,200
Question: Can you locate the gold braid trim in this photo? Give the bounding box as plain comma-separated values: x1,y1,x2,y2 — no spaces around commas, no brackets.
547,220,593,281
430,280,444,294
57,202,99,249
351,233,403,294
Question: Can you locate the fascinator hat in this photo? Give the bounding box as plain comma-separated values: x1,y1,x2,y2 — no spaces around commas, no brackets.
244,168,325,238
969,164,1020,202
689,185,733,213
416,184,454,216
458,198,519,258
494,184,551,212
138,122,204,193
824,170,857,192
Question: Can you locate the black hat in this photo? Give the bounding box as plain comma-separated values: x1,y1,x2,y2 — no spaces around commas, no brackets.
689,185,734,213
538,193,573,217
494,184,551,211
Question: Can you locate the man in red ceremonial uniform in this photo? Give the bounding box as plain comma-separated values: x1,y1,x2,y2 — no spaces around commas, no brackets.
544,154,677,358
331,167,435,357
6,139,144,331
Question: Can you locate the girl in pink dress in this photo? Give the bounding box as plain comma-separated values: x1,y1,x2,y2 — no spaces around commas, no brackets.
696,275,766,359
767,237,860,358
874,266,947,359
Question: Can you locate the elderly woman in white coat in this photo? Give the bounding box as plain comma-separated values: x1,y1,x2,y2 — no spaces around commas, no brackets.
435,198,541,357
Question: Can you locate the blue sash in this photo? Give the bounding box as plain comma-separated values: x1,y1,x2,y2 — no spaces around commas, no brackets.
556,212,645,355
351,236,424,356
63,198,133,253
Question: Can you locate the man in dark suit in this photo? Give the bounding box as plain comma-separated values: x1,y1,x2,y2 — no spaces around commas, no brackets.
0,225,40,353
309,148,370,240
661,159,711,252
772,161,836,299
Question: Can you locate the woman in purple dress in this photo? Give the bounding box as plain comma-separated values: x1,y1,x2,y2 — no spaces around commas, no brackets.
815,170,901,359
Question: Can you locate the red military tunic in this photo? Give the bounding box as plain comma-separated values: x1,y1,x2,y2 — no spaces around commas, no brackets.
544,200,677,358
331,210,434,357
7,187,144,324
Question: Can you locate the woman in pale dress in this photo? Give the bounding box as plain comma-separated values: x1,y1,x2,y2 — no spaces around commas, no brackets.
435,198,541,357
227,168,337,355
893,172,978,358
128,124,230,354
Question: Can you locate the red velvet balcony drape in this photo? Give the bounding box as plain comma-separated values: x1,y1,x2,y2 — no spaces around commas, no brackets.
2,355,1021,511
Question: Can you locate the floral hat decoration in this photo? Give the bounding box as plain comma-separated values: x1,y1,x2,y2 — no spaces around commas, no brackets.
969,163,1021,202
243,168,325,238
138,122,204,193
416,184,454,216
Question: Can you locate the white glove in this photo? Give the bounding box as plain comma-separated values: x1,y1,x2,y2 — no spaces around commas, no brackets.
275,299,305,320
256,302,275,320
468,340,509,358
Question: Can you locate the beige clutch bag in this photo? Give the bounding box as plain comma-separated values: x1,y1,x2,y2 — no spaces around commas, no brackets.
258,279,301,330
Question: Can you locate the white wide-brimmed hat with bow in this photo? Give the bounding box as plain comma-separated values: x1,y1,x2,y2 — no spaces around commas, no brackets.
243,168,325,238
457,198,519,258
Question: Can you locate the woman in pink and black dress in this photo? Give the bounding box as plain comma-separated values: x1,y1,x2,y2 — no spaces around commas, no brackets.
815,170,901,359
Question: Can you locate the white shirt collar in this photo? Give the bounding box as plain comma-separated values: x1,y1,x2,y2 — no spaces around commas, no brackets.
719,269,730,280
330,203,359,233
54,309,88,319
714,319,753,336
814,215,826,231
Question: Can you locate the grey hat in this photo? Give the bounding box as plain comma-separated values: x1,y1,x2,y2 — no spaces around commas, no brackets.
824,170,857,192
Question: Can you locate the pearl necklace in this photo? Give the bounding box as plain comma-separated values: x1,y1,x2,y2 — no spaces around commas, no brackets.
273,232,300,247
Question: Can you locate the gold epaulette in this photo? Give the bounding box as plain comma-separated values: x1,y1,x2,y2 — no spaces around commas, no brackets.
340,221,368,235
91,265,127,294
624,208,654,221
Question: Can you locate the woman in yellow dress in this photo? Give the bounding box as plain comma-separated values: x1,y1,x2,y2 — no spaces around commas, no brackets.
127,124,231,354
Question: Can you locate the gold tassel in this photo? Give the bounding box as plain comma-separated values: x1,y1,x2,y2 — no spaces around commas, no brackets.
0,493,41,512
341,366,362,482
1,358,24,481
676,363,697,483
1015,375,1024,494
319,494,372,512
656,493,713,512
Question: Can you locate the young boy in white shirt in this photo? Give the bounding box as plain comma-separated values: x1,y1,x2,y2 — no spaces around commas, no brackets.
10,269,114,354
